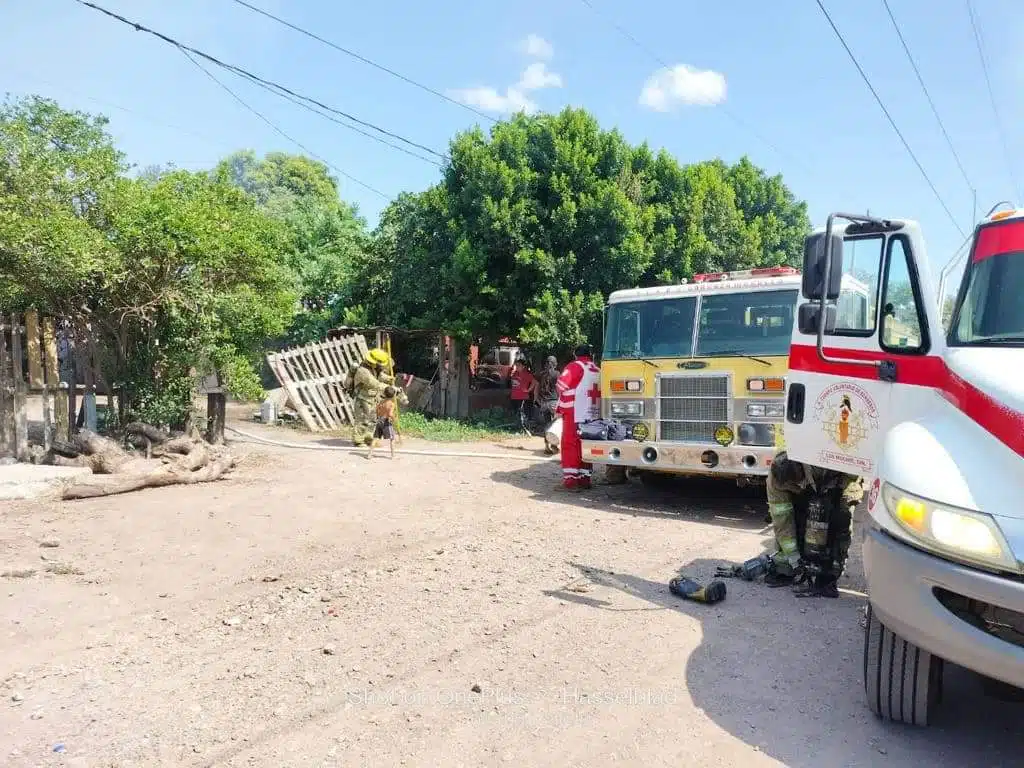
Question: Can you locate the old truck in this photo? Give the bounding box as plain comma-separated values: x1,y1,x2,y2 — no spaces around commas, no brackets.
583,267,868,484
785,210,1024,725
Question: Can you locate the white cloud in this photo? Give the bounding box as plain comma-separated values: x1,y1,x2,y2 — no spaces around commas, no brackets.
449,61,563,116
519,34,553,60
517,62,562,91
639,64,727,111
448,86,538,115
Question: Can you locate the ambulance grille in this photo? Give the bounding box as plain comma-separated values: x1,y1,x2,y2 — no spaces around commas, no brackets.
658,374,731,443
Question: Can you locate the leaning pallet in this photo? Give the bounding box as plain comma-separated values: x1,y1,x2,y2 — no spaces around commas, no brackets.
266,335,369,433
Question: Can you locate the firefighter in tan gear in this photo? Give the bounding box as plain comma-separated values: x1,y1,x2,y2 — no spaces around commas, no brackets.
765,451,864,597
348,349,395,447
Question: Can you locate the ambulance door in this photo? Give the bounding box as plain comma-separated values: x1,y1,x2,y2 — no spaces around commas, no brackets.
783,214,937,479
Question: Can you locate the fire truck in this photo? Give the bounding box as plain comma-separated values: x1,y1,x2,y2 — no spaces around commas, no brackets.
785,210,1024,724
583,266,868,484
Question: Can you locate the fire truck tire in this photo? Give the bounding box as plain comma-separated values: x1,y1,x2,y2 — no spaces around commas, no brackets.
603,465,628,485
863,604,943,726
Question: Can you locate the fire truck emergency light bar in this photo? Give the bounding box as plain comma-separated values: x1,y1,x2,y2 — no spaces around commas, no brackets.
689,266,799,283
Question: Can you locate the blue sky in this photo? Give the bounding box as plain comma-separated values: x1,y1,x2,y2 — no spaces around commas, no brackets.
4,0,1024,296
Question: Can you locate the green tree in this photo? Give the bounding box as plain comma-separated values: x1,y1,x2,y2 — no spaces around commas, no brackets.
215,151,370,342
362,107,810,354
0,97,297,427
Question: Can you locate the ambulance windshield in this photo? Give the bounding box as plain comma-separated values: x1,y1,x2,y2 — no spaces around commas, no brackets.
950,225,1024,346
695,290,798,358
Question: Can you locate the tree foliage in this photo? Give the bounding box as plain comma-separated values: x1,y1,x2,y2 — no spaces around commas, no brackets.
356,108,809,357
215,150,371,343
0,97,296,426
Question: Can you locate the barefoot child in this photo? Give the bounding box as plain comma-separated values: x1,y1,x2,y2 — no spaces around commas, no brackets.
369,386,399,459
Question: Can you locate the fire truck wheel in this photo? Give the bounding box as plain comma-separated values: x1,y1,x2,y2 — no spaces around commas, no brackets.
863,604,943,726
603,465,628,485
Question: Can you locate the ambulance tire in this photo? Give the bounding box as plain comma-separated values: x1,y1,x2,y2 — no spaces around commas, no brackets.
863,604,943,726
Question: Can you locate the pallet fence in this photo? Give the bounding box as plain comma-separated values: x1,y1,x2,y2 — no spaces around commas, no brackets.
265,335,369,433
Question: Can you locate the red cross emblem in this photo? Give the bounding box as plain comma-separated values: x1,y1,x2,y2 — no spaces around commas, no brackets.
587,383,602,401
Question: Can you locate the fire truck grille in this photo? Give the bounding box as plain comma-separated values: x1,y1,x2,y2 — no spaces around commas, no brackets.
658,375,731,443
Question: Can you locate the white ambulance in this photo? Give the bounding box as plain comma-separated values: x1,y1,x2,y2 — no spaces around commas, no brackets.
784,210,1024,725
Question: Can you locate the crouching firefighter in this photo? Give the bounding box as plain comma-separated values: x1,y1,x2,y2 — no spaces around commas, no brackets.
717,451,863,598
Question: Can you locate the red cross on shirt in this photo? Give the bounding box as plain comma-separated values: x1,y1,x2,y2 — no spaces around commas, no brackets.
587,383,602,401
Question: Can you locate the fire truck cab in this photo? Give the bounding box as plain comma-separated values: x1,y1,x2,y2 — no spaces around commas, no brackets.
785,211,1024,725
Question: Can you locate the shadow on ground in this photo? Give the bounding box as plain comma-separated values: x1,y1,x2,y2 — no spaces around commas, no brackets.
548,557,1022,767
492,461,769,529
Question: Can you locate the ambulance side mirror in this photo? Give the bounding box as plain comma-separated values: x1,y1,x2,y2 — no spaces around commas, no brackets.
802,232,844,301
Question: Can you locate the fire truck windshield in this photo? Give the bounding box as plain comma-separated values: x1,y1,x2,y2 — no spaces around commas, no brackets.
695,289,797,358
950,249,1024,346
603,288,798,360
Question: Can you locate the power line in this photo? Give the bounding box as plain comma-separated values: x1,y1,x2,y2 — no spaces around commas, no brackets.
881,0,975,197
965,0,1020,201
576,0,810,174
228,0,496,125
815,0,965,236
72,0,448,164
180,50,391,200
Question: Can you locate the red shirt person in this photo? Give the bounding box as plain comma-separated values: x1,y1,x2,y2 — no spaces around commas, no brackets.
556,344,601,490
510,359,536,402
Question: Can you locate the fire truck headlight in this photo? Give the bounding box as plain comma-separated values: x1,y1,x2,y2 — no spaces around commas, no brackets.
746,402,785,418
610,400,644,417
882,483,1018,573
737,423,775,446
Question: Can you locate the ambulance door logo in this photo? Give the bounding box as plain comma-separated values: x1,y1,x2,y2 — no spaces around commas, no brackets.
813,382,879,472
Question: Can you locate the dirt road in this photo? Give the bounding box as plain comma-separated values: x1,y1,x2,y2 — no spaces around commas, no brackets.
1,422,1019,767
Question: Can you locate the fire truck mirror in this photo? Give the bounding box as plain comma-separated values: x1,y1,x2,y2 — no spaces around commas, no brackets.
802,231,844,301
798,302,837,335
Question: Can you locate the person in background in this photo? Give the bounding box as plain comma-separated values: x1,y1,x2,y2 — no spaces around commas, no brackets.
510,356,537,433
535,355,560,426
556,344,601,490
347,348,394,447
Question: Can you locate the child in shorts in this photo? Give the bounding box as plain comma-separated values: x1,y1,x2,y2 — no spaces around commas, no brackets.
370,386,399,459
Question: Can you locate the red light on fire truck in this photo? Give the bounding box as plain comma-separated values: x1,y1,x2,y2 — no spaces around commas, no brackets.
691,266,799,283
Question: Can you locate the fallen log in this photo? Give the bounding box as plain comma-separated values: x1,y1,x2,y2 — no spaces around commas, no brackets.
62,455,236,499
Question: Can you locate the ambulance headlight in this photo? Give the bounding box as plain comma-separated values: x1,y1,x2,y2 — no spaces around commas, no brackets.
882,483,1018,573
610,400,644,417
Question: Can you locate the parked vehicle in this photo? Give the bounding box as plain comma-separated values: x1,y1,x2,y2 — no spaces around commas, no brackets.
784,210,1024,725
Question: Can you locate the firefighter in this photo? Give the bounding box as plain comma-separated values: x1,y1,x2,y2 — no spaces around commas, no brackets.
349,348,394,447
765,451,864,597
555,344,601,490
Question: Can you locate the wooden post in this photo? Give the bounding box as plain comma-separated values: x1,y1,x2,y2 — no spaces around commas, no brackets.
82,329,97,431
206,393,226,444
42,318,69,441
24,310,44,390
0,318,14,457
10,314,29,460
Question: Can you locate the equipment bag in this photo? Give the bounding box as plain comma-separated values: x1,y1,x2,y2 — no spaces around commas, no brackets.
577,419,629,441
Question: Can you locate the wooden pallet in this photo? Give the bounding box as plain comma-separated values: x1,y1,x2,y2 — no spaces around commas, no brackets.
265,335,370,432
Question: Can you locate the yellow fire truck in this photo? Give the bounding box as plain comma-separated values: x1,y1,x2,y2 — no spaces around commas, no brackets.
583,266,869,484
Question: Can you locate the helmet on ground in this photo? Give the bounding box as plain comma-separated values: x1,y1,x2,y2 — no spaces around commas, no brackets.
366,348,392,367
574,344,593,359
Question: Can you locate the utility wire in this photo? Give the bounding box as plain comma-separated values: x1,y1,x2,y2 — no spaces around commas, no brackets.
881,0,975,197
180,49,391,200
965,0,1020,201
815,0,965,236
576,0,810,174
72,0,448,164
228,0,496,125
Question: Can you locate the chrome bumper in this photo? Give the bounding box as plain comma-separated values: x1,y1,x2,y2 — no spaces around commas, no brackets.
581,439,775,477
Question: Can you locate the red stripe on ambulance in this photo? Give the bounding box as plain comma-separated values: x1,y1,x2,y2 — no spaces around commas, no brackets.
789,344,1024,460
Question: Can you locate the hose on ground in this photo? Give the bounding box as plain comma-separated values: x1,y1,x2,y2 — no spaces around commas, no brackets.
225,426,557,462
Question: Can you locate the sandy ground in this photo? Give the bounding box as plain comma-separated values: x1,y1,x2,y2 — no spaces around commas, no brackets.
1,419,1020,767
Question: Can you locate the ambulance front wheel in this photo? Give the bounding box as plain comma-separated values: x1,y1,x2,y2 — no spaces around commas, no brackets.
863,604,943,726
